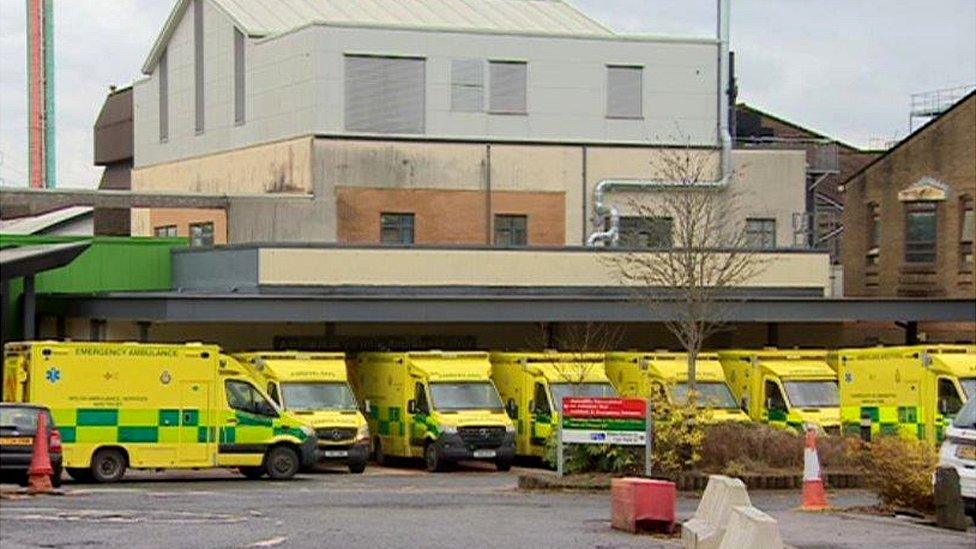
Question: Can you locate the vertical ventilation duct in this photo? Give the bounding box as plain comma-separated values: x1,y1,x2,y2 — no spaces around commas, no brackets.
586,0,732,246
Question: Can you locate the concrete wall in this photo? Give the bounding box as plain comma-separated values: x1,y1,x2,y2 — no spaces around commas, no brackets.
251,247,830,293
843,95,975,297
134,5,719,169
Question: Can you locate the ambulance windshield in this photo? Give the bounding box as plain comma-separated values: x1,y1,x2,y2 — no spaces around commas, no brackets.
281,382,358,411
429,382,503,412
961,378,975,400
673,382,738,409
783,380,839,408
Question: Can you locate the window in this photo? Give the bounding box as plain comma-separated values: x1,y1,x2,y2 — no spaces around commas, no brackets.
494,214,527,247
938,378,964,416
533,383,551,415
451,59,483,112
225,380,277,416
380,213,414,245
194,0,204,134
234,28,245,125
413,382,430,414
489,60,527,114
618,216,672,249
158,49,168,142
764,380,787,413
189,222,214,247
345,55,425,134
866,202,881,266
606,65,642,119
961,196,974,268
745,218,777,249
904,202,937,264
154,225,177,238
267,382,281,406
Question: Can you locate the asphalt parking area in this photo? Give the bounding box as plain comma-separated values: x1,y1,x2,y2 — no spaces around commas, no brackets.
1,465,973,548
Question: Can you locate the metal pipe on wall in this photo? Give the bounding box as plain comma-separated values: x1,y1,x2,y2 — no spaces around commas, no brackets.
585,0,732,246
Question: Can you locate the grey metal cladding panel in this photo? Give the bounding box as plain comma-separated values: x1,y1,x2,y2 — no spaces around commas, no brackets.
451,59,483,112
234,29,245,125
159,50,168,142
172,248,260,291
344,55,425,134
607,66,642,118
489,61,527,113
194,0,204,134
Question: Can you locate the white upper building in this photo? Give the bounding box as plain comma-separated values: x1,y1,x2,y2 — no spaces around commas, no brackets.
133,0,721,168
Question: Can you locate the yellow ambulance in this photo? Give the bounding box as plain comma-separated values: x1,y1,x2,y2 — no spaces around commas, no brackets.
234,352,370,473
349,351,515,472
834,345,976,445
489,351,616,459
605,351,749,422
2,341,317,482
719,349,840,434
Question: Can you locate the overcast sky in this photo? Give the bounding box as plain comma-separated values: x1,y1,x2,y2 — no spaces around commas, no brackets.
0,0,973,189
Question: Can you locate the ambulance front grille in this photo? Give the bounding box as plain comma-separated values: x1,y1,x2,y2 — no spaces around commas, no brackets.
457,426,506,448
315,427,357,443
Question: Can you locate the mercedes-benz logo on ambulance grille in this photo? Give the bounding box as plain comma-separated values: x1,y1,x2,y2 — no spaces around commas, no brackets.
330,429,343,441
478,428,489,437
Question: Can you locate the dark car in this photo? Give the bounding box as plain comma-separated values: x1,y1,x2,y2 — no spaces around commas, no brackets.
0,403,63,487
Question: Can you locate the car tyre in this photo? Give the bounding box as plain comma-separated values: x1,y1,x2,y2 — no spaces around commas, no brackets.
239,466,265,479
424,443,443,473
348,460,367,474
90,448,127,483
495,459,512,472
373,437,389,467
51,464,63,488
264,446,300,480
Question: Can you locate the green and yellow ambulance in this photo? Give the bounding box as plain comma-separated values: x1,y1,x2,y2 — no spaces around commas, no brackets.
234,352,370,473
350,351,515,472
2,341,317,482
833,345,976,445
605,351,749,422
719,349,840,434
489,351,615,459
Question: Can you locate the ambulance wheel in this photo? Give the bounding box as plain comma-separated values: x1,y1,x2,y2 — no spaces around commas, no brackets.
348,460,367,474
264,446,300,480
66,467,93,483
239,467,265,480
424,443,443,473
91,448,127,483
373,437,389,466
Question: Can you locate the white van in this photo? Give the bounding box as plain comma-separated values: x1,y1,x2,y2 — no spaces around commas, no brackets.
939,396,976,520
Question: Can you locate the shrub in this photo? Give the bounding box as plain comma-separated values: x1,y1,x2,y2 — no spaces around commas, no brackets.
849,436,938,513
699,422,859,474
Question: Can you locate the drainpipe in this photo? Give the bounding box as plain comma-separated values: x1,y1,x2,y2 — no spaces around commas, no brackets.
586,0,732,246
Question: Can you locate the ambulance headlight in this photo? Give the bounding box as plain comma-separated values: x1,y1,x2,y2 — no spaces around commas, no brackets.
356,424,370,441
300,425,315,437
505,424,516,434
441,425,457,435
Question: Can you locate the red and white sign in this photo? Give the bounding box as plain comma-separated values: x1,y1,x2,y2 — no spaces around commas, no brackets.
562,397,646,419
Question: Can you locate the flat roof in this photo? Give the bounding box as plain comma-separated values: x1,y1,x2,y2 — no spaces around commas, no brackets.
37,290,976,324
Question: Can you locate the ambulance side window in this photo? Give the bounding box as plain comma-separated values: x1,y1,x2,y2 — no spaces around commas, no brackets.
267,382,281,406
938,379,963,416
764,380,787,412
414,383,430,415
225,380,278,417
533,383,551,415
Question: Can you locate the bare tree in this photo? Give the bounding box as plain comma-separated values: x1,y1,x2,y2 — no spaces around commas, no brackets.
606,144,768,401
528,322,623,389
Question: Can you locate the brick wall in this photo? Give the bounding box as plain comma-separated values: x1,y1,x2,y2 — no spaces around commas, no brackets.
336,187,566,246
843,94,976,297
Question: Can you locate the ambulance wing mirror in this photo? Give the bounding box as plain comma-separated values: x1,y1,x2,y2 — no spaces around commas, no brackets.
740,397,748,413
506,399,518,419
938,398,949,416
362,399,372,415
407,399,418,415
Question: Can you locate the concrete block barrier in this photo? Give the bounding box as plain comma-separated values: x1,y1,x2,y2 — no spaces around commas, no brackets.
682,475,751,549
717,505,783,549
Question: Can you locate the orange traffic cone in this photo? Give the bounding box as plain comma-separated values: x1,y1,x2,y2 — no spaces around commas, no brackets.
801,427,829,510
27,412,54,495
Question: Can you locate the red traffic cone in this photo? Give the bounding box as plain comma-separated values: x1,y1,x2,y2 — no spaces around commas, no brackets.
27,412,54,495
801,427,829,510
